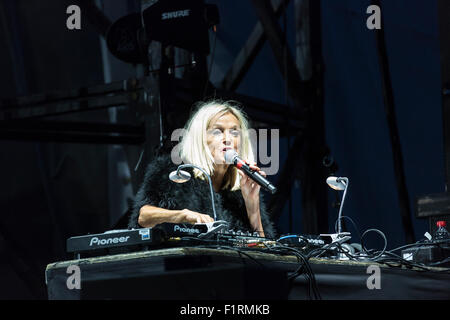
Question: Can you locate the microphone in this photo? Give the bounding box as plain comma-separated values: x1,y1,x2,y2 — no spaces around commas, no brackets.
225,150,277,194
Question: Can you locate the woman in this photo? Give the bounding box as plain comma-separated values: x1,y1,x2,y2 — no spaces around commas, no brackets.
128,100,276,238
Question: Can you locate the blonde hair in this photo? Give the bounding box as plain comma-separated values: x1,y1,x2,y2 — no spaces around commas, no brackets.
179,100,255,191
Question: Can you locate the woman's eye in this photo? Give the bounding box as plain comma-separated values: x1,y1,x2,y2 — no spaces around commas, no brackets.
211,129,222,135
230,130,241,137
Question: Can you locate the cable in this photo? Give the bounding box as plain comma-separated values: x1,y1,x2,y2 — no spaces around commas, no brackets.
360,228,388,260
346,240,450,273
388,238,450,253
214,245,268,269
177,237,268,269
334,215,362,243
171,230,450,294
373,251,435,272
428,257,450,267
269,243,321,300
277,235,304,241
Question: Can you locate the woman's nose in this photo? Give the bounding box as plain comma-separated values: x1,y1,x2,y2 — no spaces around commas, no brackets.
223,131,233,144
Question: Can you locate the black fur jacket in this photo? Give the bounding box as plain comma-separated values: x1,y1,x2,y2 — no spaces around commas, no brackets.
128,154,277,239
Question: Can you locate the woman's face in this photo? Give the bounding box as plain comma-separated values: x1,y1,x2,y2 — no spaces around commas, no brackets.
206,112,241,165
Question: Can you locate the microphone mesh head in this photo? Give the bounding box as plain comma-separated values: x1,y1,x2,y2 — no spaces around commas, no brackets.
224,149,238,164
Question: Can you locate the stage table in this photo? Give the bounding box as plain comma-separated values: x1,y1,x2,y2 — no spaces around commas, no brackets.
45,246,450,300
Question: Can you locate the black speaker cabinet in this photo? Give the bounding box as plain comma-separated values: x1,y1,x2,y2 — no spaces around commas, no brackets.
416,192,450,236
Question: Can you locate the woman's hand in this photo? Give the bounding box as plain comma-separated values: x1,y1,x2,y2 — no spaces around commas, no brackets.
238,163,266,207
138,205,213,228
238,163,266,237
178,209,214,224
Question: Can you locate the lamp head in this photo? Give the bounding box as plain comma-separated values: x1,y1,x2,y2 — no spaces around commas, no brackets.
326,176,348,191
169,169,191,183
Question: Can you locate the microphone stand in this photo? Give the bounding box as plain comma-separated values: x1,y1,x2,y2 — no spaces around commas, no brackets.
335,177,350,259
321,177,351,260
173,164,229,237
337,178,349,235
175,164,217,220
